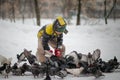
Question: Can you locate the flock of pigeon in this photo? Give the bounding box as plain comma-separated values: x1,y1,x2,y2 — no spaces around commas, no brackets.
0,49,120,80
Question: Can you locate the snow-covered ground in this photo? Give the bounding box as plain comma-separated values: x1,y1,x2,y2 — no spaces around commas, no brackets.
0,18,120,80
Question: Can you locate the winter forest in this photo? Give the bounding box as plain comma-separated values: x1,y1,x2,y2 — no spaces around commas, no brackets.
0,0,120,25
0,0,120,80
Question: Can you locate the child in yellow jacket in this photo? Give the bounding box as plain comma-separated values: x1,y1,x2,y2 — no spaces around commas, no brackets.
36,16,68,63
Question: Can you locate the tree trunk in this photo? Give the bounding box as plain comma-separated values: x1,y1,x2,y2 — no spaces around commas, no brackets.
19,0,26,24
104,0,107,24
34,0,40,26
76,0,81,25
10,0,15,22
0,0,1,19
104,0,116,24
12,1,15,22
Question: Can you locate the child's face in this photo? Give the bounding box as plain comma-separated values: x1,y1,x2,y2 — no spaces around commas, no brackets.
55,31,63,35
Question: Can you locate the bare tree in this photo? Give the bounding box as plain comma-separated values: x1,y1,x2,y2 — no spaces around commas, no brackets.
28,0,34,18
61,0,68,18
76,0,81,25
0,0,6,20
104,0,107,24
0,0,2,19
61,0,76,24
19,0,27,23
34,0,40,26
104,0,117,24
8,0,15,22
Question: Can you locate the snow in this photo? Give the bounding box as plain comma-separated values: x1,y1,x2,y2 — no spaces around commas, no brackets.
0,18,120,80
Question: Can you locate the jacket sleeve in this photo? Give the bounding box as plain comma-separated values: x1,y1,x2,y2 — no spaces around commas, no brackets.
42,32,51,50
57,34,63,48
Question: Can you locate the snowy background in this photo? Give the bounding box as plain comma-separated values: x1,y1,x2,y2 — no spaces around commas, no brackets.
0,18,120,80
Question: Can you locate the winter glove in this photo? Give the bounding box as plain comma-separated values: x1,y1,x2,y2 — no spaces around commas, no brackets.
54,49,62,57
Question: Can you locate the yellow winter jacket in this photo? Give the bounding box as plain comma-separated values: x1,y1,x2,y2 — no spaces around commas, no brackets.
37,16,67,38
37,16,68,50
37,24,55,38
37,23,63,50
